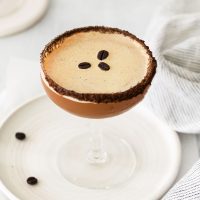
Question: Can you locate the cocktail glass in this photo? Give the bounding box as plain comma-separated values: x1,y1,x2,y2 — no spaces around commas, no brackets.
40,26,156,189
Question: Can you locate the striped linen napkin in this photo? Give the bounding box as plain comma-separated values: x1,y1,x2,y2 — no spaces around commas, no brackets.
164,160,200,199
144,0,200,134
143,0,200,198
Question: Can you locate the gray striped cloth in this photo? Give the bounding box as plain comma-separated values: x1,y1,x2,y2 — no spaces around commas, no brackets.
144,0,200,134
163,160,200,199
143,0,200,198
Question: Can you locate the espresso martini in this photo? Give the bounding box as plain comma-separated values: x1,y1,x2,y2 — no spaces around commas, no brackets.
41,26,156,118
40,26,156,189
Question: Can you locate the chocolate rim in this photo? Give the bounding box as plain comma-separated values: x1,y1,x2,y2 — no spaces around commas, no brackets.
41,26,156,103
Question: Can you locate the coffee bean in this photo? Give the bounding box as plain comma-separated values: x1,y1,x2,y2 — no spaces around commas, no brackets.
15,132,26,140
78,62,91,69
27,177,38,185
98,62,110,71
97,50,109,60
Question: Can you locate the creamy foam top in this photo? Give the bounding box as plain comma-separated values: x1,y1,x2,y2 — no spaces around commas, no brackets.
43,31,150,93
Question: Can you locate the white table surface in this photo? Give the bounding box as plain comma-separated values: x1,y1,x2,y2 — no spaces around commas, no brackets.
0,0,199,199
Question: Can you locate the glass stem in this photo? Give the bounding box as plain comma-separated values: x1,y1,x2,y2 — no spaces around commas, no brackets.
87,120,108,164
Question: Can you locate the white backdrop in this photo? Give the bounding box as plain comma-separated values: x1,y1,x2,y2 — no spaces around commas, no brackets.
0,0,199,199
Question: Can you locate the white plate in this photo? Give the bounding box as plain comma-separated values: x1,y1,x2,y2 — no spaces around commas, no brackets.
0,95,181,200
0,0,49,37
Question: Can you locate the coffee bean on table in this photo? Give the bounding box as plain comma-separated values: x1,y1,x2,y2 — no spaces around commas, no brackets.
97,50,109,60
78,62,91,69
15,132,26,140
98,62,110,71
27,177,38,185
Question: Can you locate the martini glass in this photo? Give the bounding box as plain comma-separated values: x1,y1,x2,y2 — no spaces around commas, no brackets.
40,26,156,189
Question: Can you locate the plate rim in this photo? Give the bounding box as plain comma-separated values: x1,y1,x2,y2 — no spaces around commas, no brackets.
135,104,181,199
0,95,181,200
0,95,46,200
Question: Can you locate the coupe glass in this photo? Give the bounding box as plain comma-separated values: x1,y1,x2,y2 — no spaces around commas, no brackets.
40,27,156,189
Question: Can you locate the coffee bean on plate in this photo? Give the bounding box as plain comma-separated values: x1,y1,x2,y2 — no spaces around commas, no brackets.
15,132,26,140
27,177,38,185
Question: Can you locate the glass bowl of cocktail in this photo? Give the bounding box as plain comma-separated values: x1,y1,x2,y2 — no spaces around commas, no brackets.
40,26,156,189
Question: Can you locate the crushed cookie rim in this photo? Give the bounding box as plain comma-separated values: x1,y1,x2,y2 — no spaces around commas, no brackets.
40,26,157,103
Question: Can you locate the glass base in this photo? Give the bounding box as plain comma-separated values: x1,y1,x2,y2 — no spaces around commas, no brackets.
58,133,136,189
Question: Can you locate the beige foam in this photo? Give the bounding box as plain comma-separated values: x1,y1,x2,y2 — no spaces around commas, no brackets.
44,31,150,93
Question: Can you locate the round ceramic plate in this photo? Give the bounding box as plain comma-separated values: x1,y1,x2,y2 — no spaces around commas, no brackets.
0,0,49,37
0,95,181,200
